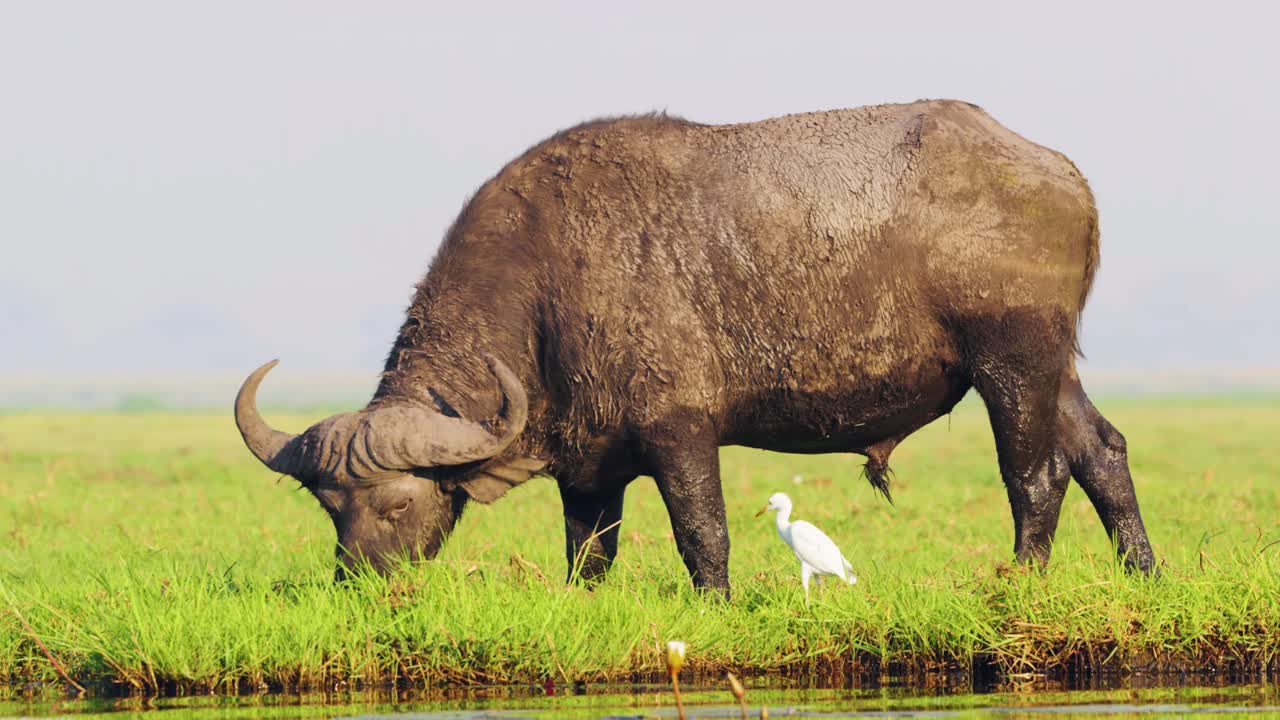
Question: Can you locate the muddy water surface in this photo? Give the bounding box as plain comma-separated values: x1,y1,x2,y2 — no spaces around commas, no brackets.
4,678,1280,719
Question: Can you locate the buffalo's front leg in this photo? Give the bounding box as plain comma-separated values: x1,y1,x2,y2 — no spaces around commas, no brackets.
642,418,730,597
560,484,626,585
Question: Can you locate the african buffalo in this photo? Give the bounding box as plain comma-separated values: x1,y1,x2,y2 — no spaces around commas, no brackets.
235,99,1156,594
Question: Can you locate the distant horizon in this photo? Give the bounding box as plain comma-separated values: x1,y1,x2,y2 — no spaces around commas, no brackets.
3,365,1277,410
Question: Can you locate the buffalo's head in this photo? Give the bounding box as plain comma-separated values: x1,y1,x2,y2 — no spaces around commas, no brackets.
233,355,537,579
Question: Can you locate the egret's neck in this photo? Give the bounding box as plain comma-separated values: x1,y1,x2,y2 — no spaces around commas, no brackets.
774,505,792,535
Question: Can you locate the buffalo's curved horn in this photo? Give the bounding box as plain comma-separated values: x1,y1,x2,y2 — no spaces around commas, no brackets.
234,359,299,473
349,354,528,473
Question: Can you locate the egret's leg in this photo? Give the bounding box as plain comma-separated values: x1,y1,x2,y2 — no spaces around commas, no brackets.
800,563,812,604
560,483,628,586
641,413,731,598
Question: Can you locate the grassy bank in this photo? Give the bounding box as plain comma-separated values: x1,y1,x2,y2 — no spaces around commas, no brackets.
2,397,1278,693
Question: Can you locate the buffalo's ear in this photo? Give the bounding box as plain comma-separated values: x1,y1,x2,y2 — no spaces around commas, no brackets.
458,457,548,503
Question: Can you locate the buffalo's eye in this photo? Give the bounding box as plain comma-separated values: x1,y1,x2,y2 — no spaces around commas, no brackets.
382,498,412,521
311,493,340,518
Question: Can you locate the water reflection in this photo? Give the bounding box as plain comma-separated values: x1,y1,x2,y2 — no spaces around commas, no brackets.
2,674,1278,719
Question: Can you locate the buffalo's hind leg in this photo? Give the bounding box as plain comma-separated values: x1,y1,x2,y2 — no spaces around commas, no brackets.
972,324,1073,567
1057,367,1156,572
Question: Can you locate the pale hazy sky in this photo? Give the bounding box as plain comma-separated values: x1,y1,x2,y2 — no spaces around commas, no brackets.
2,1,1276,375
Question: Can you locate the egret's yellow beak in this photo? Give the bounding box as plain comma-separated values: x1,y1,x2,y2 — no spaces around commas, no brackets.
754,504,769,518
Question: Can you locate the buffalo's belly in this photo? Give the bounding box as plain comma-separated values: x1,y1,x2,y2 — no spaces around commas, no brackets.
720,351,969,455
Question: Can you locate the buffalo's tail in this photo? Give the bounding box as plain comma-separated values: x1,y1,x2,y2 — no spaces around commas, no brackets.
1074,177,1101,358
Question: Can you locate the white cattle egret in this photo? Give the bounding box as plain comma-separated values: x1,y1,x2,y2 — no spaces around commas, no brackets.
755,492,856,602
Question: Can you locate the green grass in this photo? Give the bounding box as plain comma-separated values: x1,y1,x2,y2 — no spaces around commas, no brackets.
2,397,1278,694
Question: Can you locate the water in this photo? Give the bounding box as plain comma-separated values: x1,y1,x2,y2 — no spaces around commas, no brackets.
4,678,1279,719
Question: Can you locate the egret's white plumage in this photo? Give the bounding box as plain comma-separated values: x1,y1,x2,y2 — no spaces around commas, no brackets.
756,492,855,602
